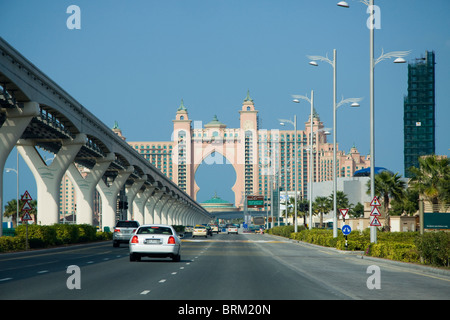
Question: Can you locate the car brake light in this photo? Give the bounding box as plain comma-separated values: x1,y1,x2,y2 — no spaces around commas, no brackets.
131,235,139,243
168,236,176,244
114,229,120,233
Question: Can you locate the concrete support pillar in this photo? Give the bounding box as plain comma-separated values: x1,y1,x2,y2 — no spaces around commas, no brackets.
154,195,169,224
169,202,182,225
125,178,145,221
17,133,86,225
145,190,163,224
0,102,39,235
96,166,133,231
162,199,176,225
133,185,155,225
66,153,114,225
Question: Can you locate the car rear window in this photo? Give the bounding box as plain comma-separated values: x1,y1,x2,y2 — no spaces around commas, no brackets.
115,221,139,228
137,226,173,235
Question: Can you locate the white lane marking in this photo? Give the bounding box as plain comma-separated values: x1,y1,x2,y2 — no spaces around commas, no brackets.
37,270,49,274
0,278,12,282
140,290,151,295
159,279,166,283
171,272,177,275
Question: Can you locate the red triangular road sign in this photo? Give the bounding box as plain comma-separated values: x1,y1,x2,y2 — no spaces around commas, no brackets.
339,208,349,218
22,212,32,221
370,206,381,216
370,196,381,206
21,201,32,212
370,216,382,227
21,190,32,201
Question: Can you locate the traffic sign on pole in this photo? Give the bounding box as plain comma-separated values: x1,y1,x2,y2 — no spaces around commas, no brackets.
370,206,381,216
339,208,349,218
342,225,352,235
370,196,381,207
21,211,32,221
21,201,32,212
21,190,33,201
370,216,382,227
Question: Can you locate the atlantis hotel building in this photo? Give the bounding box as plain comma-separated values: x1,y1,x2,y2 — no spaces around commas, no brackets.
121,92,370,209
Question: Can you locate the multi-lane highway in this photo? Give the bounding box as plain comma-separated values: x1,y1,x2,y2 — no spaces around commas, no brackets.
1,230,449,301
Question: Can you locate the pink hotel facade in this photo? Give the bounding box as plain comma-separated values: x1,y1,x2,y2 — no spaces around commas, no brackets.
122,92,370,209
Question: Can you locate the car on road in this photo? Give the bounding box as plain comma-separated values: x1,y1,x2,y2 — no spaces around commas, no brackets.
129,224,181,262
192,225,207,238
211,225,219,234
227,225,238,234
113,220,140,247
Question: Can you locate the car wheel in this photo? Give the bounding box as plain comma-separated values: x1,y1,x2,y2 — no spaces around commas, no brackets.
172,254,180,262
130,253,140,262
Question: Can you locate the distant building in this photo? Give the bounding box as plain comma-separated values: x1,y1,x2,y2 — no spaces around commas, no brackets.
404,51,436,177
200,193,238,213
126,92,370,209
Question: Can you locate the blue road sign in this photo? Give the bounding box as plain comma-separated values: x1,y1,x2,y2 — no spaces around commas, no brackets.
342,225,352,235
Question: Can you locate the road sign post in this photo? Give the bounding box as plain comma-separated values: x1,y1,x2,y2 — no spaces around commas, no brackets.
21,190,33,250
341,224,351,250
369,196,381,243
339,208,349,223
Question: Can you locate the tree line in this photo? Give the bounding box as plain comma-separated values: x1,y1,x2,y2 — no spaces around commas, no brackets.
281,155,449,231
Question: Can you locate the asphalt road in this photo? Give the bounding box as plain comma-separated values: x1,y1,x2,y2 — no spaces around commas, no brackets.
1,231,449,301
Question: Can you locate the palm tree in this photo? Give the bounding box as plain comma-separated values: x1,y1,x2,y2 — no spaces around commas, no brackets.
4,199,20,227
328,191,351,211
367,171,406,231
351,202,365,218
313,196,331,228
3,198,37,227
408,155,450,211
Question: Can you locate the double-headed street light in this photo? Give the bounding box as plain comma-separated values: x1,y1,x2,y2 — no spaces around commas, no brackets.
338,0,410,243
278,116,297,232
307,49,363,238
292,91,314,230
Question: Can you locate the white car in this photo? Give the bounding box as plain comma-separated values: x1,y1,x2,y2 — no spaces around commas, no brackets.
192,225,207,238
227,225,238,234
129,224,181,262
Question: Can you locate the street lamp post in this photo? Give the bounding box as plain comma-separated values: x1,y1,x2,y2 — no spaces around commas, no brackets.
292,90,314,230
308,50,363,237
338,0,410,243
278,116,298,232
5,150,20,227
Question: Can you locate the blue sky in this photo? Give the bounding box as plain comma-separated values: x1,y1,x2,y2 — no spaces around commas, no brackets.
2,0,450,205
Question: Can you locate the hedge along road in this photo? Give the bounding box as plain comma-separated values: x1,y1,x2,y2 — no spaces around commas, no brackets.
0,233,449,300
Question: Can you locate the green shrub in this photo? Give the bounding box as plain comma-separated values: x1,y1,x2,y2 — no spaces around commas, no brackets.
54,224,79,244
0,236,25,252
16,224,56,247
77,224,97,242
96,231,113,241
368,242,420,263
8,224,111,250
414,231,450,267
